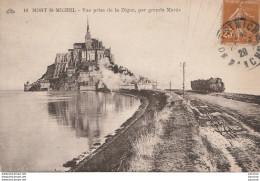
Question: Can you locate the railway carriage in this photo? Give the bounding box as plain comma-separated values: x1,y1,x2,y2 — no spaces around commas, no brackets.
191,78,225,93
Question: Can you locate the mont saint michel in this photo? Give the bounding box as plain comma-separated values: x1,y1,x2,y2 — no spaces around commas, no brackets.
1,2,259,174
24,18,156,92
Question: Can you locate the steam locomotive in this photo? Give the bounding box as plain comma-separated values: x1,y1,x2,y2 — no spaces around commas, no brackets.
191,78,225,93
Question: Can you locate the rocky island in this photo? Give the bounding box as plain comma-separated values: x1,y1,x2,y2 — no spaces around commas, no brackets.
24,18,157,92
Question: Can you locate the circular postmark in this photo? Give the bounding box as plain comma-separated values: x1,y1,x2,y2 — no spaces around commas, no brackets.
217,18,260,70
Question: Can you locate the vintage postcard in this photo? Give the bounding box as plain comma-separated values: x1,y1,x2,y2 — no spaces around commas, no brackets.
0,0,259,174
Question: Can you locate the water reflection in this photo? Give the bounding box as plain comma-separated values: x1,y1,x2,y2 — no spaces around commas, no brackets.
0,91,139,171
47,92,138,151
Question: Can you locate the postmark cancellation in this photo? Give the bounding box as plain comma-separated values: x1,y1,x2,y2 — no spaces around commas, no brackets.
217,0,260,69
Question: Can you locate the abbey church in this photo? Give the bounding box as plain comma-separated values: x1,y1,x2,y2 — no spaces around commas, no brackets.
53,18,113,79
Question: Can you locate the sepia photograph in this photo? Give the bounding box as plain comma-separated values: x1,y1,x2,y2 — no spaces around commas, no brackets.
0,0,259,178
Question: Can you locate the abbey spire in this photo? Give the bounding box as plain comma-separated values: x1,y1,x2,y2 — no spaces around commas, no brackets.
85,16,91,42
87,16,90,32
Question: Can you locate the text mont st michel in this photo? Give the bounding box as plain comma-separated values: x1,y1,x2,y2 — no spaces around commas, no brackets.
25,7,181,13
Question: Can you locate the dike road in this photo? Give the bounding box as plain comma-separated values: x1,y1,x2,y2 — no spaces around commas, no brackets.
70,90,260,172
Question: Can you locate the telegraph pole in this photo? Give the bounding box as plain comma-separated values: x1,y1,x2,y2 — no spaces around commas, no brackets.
170,81,171,91
183,62,186,98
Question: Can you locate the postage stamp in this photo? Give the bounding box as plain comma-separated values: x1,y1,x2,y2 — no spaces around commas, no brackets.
217,0,260,69
221,0,259,45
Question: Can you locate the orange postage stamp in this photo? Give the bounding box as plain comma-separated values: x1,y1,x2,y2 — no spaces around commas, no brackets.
221,0,259,45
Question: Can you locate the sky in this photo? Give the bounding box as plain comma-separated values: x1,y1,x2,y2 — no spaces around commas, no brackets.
0,0,259,94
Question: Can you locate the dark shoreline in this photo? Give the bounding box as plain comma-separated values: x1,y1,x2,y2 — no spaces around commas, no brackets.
69,89,167,172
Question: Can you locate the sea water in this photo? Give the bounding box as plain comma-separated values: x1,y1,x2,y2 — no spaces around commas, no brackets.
0,91,140,171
